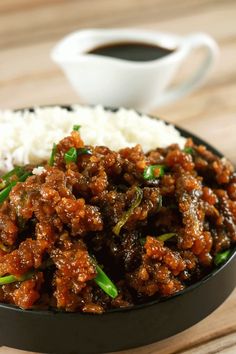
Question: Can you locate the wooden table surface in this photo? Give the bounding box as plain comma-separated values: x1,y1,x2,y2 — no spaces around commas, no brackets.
0,0,235,353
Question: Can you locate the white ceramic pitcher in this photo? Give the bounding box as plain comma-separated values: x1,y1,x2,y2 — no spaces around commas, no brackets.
51,29,218,111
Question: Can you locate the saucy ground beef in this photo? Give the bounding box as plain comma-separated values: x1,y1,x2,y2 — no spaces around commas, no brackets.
0,130,235,313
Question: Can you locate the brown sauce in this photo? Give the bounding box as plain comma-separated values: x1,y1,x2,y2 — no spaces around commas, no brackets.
87,41,175,62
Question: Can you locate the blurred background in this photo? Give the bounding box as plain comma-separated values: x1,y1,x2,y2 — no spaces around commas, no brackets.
0,1,236,353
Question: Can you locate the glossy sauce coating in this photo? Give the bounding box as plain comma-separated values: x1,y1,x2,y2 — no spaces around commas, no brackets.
0,131,235,313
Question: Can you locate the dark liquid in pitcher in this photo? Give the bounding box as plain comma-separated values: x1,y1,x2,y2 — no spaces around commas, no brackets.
87,42,175,62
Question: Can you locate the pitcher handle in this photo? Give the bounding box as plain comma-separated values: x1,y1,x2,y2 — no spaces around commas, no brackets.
155,33,219,107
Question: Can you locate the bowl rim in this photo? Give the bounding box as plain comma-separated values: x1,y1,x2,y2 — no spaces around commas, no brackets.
0,104,235,316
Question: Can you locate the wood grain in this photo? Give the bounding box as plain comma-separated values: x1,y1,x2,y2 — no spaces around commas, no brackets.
0,0,235,353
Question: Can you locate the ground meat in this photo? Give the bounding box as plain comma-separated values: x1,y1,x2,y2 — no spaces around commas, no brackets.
51,241,96,311
127,236,185,297
0,131,235,313
13,272,44,309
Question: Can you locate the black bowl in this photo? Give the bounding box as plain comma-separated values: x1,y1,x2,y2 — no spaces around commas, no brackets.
0,106,235,354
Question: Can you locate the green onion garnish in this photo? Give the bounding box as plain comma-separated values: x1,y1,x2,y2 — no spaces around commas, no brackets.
49,143,57,166
140,232,176,246
157,233,176,242
94,263,118,299
143,165,165,180
113,187,143,236
183,147,194,155
64,147,78,164
0,166,26,190
0,270,35,285
214,250,231,266
73,125,81,131
1,166,25,181
0,172,31,204
0,181,6,191
77,148,92,156
0,182,20,203
0,254,118,299
0,259,54,286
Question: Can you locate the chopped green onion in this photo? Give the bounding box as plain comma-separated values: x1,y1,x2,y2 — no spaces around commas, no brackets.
0,172,31,204
18,172,31,183
0,181,6,190
214,250,231,266
77,148,92,156
64,147,78,164
1,166,25,181
0,184,17,203
0,259,54,286
143,165,165,180
157,233,176,242
0,166,26,190
94,263,118,299
140,232,176,246
113,187,143,236
0,270,35,285
73,124,81,131
183,147,194,155
49,143,57,166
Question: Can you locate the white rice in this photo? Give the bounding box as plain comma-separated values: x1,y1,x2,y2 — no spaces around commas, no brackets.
0,105,186,173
